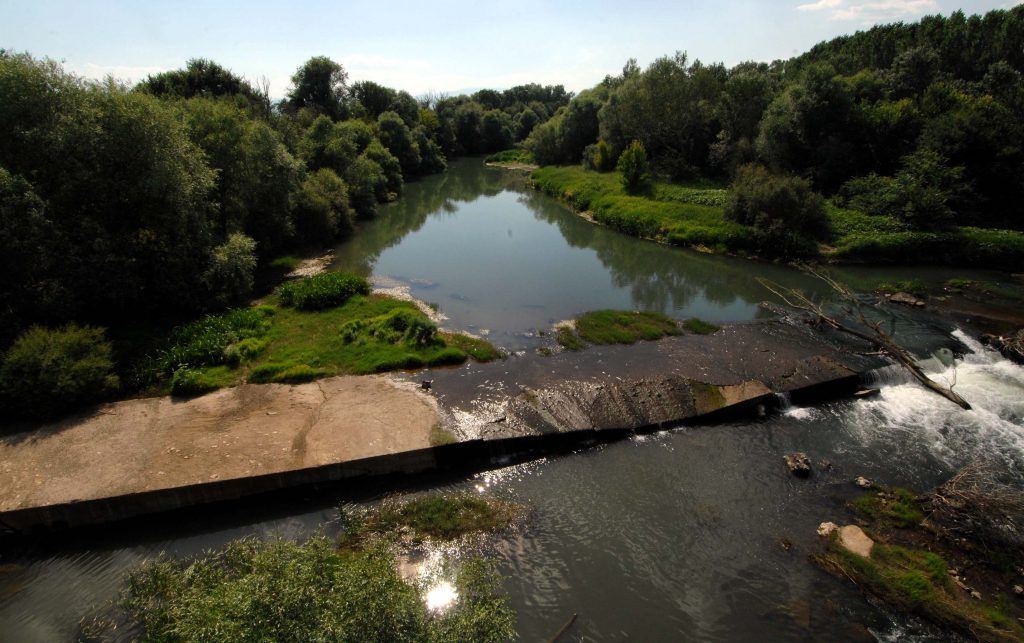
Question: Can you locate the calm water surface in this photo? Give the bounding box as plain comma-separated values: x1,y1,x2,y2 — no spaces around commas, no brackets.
1,160,1022,641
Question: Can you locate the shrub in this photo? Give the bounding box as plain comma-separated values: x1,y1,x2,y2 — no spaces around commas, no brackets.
152,308,271,377
291,168,353,245
725,164,829,258
121,536,517,642
0,324,119,417
170,368,220,397
617,140,650,194
203,233,257,308
278,272,371,311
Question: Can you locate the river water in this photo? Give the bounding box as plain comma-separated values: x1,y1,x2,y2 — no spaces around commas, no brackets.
1,159,1023,641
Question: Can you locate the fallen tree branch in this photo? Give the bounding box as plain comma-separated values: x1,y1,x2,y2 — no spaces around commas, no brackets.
759,266,970,410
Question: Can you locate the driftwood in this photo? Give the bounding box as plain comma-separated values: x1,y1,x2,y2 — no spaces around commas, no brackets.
548,613,578,643
759,265,971,410
924,463,1024,559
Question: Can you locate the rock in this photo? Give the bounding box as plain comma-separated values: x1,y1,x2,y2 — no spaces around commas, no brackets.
817,521,839,537
1014,585,1023,596
784,452,812,478
854,476,873,489
838,525,874,558
889,292,924,307
421,380,433,390
853,388,880,399
971,590,982,600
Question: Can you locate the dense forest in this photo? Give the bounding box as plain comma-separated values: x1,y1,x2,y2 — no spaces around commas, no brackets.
1,6,1023,416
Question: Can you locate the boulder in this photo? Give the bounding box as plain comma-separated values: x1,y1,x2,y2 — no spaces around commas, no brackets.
784,452,812,478
817,521,839,537
838,525,874,558
855,476,873,489
888,292,924,307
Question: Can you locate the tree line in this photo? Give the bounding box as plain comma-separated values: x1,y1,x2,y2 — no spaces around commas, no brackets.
0,52,570,349
524,6,1024,235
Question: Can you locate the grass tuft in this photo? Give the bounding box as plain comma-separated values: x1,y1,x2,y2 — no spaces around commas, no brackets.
278,272,371,311
682,317,720,335
575,310,681,345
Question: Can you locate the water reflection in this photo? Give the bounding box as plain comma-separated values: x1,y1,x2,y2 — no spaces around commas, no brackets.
333,159,999,348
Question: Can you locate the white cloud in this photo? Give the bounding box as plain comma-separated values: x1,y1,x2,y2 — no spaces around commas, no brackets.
796,0,938,22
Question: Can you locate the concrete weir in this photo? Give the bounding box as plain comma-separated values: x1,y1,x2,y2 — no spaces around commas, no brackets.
0,320,875,534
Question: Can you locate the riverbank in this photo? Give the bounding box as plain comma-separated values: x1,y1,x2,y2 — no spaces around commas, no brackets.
0,318,879,534
530,165,1024,270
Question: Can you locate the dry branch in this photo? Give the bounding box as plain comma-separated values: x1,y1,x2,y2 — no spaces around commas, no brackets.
759,265,971,410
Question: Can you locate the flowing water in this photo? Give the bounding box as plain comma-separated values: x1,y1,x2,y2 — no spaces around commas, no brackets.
1,159,1022,641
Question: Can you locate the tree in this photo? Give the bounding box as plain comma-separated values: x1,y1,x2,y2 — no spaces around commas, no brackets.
285,56,348,120
725,164,828,257
291,169,353,245
203,233,258,307
377,111,421,176
617,140,650,194
137,58,268,114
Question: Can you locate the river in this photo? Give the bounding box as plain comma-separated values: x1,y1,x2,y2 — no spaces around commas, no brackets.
1,159,1022,641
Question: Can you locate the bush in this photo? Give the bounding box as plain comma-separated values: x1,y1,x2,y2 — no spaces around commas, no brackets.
0,324,119,417
202,233,257,308
152,308,271,377
170,368,220,397
291,168,353,245
617,140,650,194
725,164,829,258
277,272,371,311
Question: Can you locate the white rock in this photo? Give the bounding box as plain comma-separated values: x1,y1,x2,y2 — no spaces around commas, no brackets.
817,521,839,537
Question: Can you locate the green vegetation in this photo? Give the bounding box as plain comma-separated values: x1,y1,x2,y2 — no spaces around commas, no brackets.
682,318,721,334
532,165,755,254
268,255,302,271
440,332,503,362
575,310,681,345
169,366,235,397
354,495,523,543
485,149,535,165
148,307,273,380
617,140,651,194
876,280,930,299
121,536,516,643
724,164,829,258
0,324,119,418
852,488,925,528
278,272,372,311
556,327,585,351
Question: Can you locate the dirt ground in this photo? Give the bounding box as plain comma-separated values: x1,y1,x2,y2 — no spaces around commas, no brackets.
0,375,439,511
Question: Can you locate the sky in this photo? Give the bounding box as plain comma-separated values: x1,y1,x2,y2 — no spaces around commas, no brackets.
1,0,1020,98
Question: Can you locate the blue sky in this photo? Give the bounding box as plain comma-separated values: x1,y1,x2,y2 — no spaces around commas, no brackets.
1,1,1020,98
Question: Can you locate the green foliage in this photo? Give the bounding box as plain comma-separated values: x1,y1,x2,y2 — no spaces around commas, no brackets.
441,332,503,362
556,327,584,351
136,58,268,111
584,138,616,172
277,272,371,311
360,495,522,542
170,367,227,397
574,310,681,345
725,164,829,258
284,56,348,120
121,536,515,643
876,280,929,299
291,168,354,245
532,165,753,254
682,318,720,334
248,362,327,384
202,233,257,308
340,308,441,347
344,155,389,218
0,324,118,417
377,110,421,176
363,140,404,199
851,488,925,528
617,140,651,194
149,308,272,379
485,149,535,165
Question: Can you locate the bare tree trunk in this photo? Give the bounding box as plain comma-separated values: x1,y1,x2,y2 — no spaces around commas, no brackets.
760,266,971,410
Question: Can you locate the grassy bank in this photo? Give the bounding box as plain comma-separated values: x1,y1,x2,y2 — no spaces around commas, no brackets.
144,273,501,396
531,165,1024,269
816,486,1024,642
531,166,753,254
554,310,716,350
